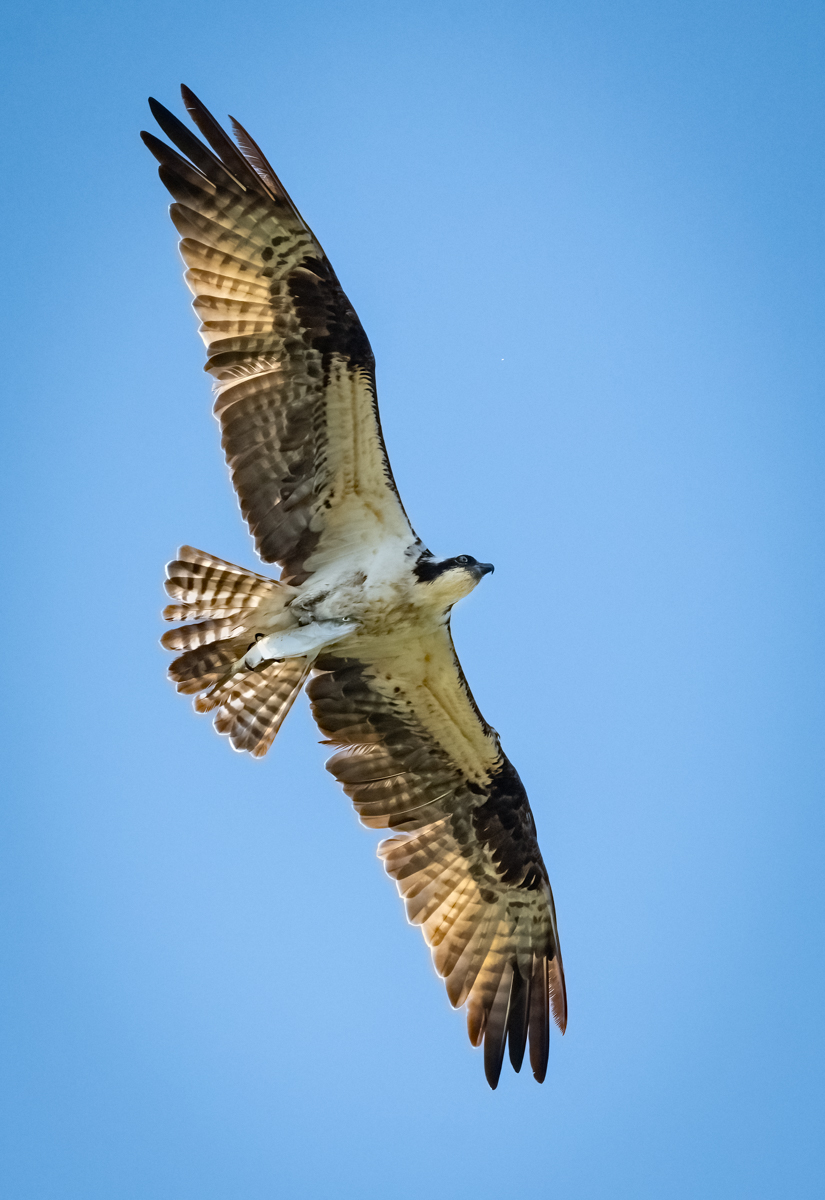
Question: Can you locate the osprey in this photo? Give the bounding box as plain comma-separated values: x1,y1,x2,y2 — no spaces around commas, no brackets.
144,86,566,1088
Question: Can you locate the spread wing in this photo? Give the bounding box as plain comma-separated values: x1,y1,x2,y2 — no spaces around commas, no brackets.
308,627,567,1087
143,87,418,583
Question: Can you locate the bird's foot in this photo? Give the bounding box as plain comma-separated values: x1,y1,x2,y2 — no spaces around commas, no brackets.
243,619,359,668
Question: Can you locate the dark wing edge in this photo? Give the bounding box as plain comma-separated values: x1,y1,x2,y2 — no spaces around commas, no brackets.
142,86,417,581
308,654,567,1088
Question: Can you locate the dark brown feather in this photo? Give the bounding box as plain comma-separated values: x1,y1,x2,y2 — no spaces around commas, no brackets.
180,85,272,198
229,115,305,222
507,967,531,1073
483,963,515,1089
148,98,241,191
141,130,212,191
529,955,550,1084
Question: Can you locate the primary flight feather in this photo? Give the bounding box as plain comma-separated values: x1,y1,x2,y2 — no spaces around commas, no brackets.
144,85,566,1088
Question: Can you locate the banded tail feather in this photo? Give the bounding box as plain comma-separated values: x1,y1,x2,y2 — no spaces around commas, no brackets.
161,546,307,755
163,545,297,622
212,657,311,756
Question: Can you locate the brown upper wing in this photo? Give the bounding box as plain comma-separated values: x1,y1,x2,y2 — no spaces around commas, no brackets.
143,87,418,582
308,625,566,1088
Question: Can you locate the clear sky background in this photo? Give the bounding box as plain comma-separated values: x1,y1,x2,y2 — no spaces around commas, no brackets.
2,1,823,1196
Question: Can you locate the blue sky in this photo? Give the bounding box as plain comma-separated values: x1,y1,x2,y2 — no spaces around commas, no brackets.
2,1,824,1196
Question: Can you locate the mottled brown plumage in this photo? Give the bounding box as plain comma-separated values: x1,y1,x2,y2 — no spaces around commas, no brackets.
147,87,566,1087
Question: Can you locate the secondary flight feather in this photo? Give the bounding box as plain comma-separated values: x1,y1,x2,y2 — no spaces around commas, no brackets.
144,86,566,1088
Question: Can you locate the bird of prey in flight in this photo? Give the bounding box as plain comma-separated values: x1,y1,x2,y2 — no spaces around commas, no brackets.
143,86,566,1088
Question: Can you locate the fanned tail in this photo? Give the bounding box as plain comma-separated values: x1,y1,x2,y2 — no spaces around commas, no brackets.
161,546,306,755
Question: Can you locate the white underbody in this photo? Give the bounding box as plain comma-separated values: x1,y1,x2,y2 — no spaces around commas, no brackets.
245,533,480,669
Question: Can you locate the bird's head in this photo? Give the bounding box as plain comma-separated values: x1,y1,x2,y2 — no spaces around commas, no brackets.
413,553,494,609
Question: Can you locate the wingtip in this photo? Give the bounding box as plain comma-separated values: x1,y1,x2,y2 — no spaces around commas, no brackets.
180,84,203,121
484,1036,504,1089
180,83,200,112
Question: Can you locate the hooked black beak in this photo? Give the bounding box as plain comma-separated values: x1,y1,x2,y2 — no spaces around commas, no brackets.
475,562,495,578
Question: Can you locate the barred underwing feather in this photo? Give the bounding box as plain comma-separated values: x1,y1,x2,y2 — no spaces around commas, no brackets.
424,875,480,947
390,855,451,897
436,902,488,988
451,911,505,1013
457,915,502,1034
325,745,404,784
469,919,514,1016
407,879,469,932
